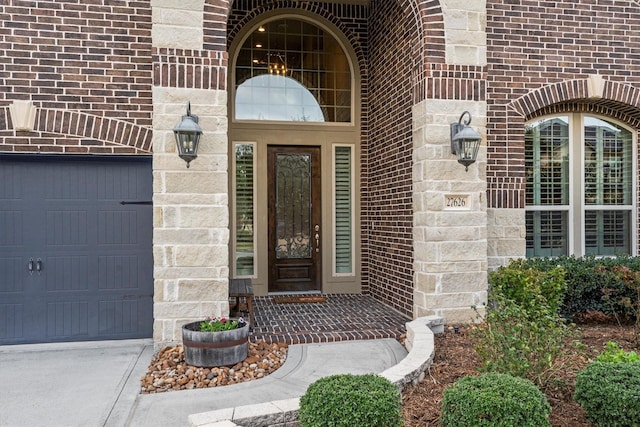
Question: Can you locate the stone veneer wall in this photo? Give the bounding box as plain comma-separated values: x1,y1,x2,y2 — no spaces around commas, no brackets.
152,0,231,345
412,100,487,322
412,0,488,322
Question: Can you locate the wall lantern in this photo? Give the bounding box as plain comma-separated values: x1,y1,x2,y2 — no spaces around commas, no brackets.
450,111,482,171
173,101,203,168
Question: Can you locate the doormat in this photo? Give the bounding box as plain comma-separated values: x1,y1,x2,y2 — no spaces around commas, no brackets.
273,295,327,304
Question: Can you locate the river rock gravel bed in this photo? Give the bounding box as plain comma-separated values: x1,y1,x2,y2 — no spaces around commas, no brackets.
141,341,288,394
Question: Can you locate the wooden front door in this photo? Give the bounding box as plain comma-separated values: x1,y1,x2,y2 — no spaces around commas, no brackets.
267,146,321,292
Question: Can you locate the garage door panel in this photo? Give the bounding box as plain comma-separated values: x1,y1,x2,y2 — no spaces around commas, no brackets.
0,257,26,293
0,155,153,344
0,162,23,199
47,301,89,339
0,304,24,340
96,163,146,200
98,210,138,245
46,210,89,246
45,256,90,291
0,211,24,246
45,164,90,200
99,299,141,335
99,255,139,289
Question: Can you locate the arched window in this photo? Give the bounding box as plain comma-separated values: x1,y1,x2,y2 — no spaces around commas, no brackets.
234,18,352,123
525,114,635,257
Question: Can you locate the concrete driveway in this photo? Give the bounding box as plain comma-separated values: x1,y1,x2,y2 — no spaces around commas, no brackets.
0,339,152,427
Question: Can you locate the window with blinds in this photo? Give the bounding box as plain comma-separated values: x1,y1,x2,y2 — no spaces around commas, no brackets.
235,143,255,276
334,145,353,274
525,114,634,257
583,116,633,255
525,116,569,257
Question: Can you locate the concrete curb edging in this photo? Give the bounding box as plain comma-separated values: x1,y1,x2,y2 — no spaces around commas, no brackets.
187,315,444,427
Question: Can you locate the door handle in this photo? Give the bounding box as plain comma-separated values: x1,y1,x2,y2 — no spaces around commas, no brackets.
314,224,320,253
28,258,34,274
36,258,42,273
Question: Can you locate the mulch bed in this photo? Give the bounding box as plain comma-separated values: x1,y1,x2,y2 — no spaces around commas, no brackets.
402,322,637,427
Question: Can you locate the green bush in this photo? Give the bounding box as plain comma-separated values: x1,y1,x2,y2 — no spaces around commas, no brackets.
440,373,551,427
472,296,571,387
522,255,639,322
488,259,566,314
473,260,574,387
298,374,402,427
574,361,640,427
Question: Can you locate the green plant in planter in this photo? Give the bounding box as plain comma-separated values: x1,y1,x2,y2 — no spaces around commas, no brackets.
440,373,551,427
298,374,402,427
199,316,246,332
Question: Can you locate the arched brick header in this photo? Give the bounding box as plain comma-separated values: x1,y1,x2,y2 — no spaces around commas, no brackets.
509,78,640,125
488,78,640,210
416,0,446,65
0,106,152,154
226,1,367,82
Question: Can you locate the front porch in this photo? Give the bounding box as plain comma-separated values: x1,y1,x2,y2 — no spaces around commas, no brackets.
249,294,410,344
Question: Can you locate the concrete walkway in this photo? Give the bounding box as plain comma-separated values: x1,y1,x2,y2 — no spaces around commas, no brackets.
128,339,407,427
0,339,405,427
0,316,442,427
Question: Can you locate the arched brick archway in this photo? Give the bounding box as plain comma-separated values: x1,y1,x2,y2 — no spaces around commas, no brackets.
492,78,640,209
511,78,640,126
226,2,367,78
1,105,152,154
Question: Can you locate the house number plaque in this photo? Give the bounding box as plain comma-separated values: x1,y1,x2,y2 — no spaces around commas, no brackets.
444,194,470,210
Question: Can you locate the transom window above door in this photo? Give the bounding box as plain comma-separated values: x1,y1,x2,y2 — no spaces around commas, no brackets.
234,18,352,123
525,113,636,257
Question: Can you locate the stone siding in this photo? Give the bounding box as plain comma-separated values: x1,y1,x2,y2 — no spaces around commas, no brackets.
412,99,487,323
487,208,525,271
151,0,230,346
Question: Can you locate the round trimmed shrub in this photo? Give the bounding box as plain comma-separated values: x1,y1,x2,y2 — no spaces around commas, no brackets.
298,374,401,427
441,373,551,427
575,361,640,427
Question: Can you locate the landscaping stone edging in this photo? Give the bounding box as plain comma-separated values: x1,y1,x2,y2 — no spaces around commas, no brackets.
187,315,444,427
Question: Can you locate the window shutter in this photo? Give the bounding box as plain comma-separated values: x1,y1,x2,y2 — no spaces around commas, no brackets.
335,146,352,273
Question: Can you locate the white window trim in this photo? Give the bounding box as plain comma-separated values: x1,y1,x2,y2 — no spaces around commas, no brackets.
526,113,637,257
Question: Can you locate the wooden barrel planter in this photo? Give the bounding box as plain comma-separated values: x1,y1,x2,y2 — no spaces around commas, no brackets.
181,320,249,367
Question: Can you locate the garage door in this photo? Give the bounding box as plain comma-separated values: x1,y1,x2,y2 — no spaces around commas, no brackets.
0,155,153,344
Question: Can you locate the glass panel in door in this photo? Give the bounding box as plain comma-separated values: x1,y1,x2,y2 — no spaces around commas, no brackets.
268,146,321,292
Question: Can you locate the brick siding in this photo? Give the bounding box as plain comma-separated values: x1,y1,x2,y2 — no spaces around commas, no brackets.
367,1,418,316
0,0,153,154
486,0,640,210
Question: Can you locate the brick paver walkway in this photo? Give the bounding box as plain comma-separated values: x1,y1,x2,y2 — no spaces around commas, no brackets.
249,294,410,344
